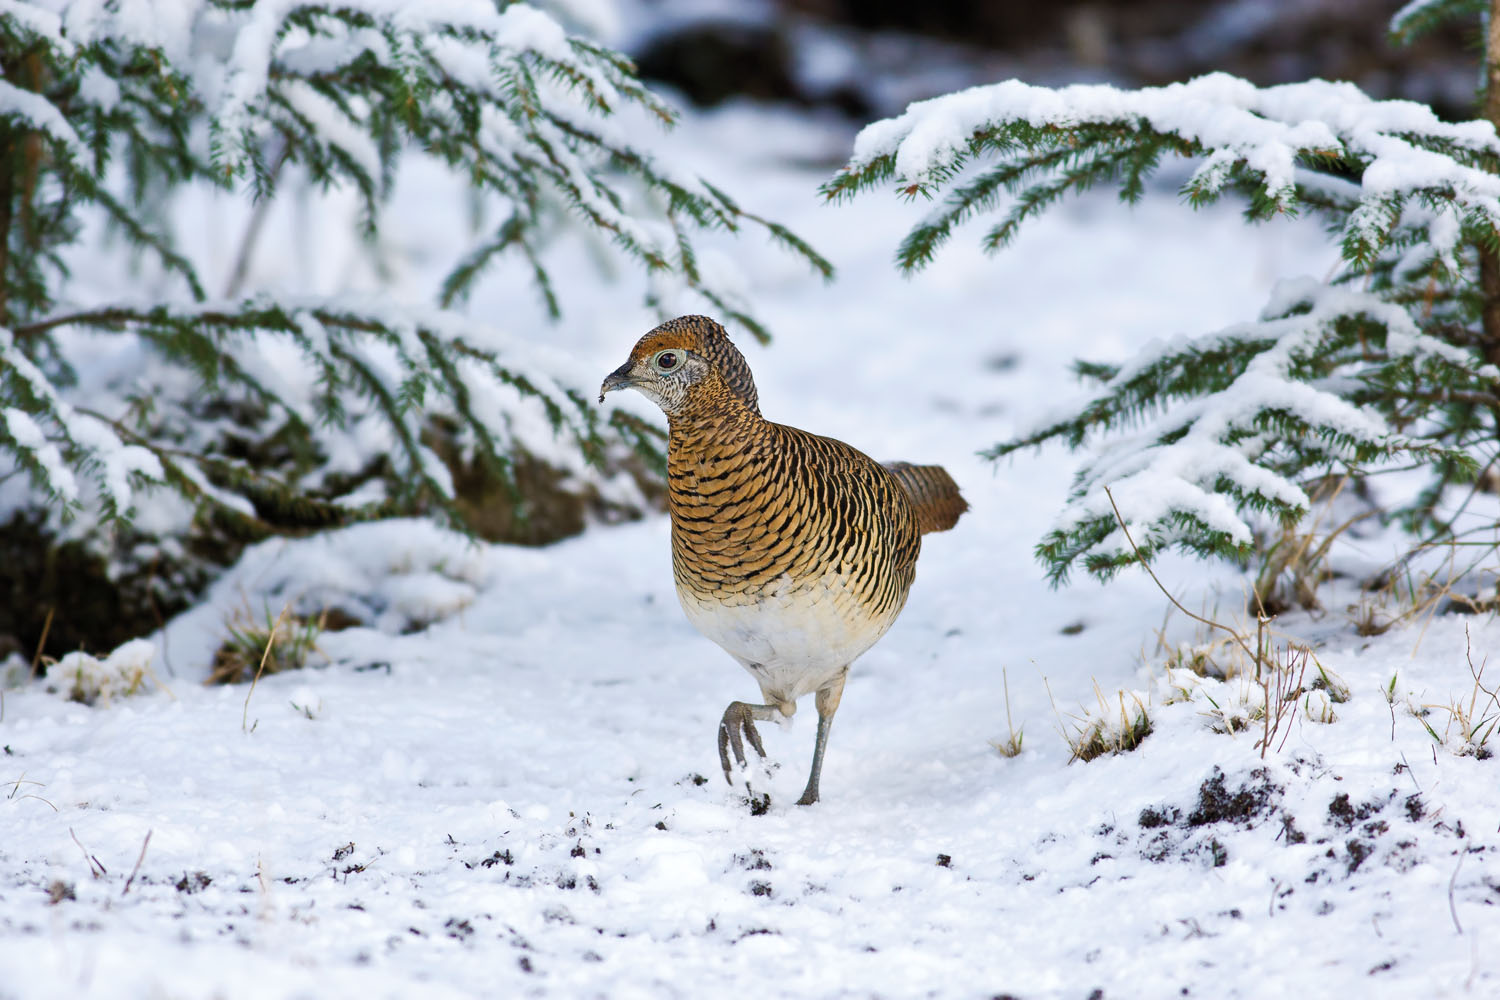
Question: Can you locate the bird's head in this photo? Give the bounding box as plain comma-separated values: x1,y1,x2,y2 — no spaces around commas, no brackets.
598,315,760,418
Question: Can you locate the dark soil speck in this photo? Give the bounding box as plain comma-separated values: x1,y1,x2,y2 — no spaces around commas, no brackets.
1327,792,1383,830
175,872,212,894
1187,767,1277,826
1139,806,1180,828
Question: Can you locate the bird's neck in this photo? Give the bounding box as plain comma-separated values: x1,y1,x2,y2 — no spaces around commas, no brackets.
667,386,765,457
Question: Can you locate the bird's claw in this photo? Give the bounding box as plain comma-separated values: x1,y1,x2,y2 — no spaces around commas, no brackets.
718,701,768,783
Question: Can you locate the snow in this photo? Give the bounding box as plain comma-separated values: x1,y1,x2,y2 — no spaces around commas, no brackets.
0,78,87,165
1028,275,1500,567
4,72,1500,1000
844,71,1500,261
280,81,384,188
3,406,78,503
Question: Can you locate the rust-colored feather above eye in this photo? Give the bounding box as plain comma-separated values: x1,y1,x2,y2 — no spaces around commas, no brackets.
645,315,760,414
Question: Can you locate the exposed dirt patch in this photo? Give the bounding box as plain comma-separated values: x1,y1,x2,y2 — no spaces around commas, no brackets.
1187,767,1279,826
175,872,212,894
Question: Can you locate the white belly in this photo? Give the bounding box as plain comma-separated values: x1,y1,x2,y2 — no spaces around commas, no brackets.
677,572,899,705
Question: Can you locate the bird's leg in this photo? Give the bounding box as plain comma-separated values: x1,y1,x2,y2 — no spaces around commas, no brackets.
718,701,779,783
796,671,847,806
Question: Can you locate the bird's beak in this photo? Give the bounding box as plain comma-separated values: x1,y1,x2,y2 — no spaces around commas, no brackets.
598,362,637,404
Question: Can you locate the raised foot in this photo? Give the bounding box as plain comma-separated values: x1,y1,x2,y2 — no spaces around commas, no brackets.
717,701,770,783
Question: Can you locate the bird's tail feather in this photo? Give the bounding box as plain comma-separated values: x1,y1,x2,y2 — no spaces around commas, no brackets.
884,461,968,534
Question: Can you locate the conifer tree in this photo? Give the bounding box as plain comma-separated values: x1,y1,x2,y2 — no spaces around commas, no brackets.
826,1,1500,596
0,1,829,542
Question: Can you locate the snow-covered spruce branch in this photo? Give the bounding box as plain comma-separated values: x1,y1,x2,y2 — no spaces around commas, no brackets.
1,1,830,541
822,73,1500,275
1389,0,1487,47
0,2,828,336
3,298,604,530
1,328,163,521
995,280,1500,582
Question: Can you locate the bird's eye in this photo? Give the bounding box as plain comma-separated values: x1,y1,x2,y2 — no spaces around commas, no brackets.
653,351,680,372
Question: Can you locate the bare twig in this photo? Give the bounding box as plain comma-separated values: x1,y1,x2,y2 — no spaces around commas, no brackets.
1104,486,1261,670
69,828,106,878
122,829,152,896
1253,645,1310,759
28,606,54,682
1255,613,1269,683
1277,654,1309,755
1399,753,1422,792
242,603,291,733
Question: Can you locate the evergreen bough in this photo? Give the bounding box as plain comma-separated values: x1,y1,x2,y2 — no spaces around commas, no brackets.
0,1,829,538
825,4,1500,588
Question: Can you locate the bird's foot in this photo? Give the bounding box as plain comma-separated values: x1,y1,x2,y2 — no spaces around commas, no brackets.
719,701,777,813
718,701,769,780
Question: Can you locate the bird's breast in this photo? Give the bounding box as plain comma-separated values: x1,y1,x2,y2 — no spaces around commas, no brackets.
676,571,903,700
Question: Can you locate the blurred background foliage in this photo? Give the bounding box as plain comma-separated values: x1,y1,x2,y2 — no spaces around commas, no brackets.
626,0,1479,122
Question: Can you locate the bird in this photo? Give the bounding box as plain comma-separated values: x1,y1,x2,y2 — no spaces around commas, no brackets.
599,315,967,806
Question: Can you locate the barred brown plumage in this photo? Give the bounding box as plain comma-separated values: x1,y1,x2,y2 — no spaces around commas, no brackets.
600,315,967,807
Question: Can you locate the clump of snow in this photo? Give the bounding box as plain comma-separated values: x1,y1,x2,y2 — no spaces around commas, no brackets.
51,638,158,706
0,651,28,688
1303,687,1337,724
158,519,492,680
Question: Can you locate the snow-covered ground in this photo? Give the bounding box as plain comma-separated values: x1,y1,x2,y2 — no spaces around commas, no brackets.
3,102,1499,998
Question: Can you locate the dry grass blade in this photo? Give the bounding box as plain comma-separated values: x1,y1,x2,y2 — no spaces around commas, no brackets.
1421,624,1500,757
69,827,106,878
991,666,1025,758
1449,848,1465,935
242,604,291,734
1064,681,1152,763
1253,475,1377,614
122,829,152,896
5,772,59,811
